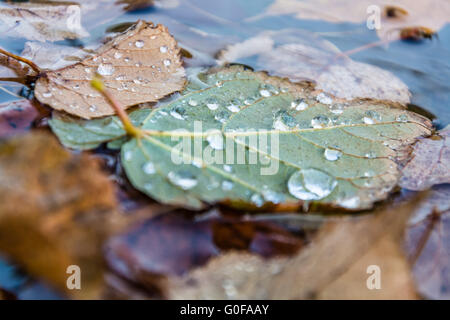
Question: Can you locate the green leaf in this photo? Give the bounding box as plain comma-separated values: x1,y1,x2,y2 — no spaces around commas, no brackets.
50,66,432,210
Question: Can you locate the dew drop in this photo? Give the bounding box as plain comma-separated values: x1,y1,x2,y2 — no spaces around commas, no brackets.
163,59,171,66
396,114,408,122
188,99,198,107
316,92,333,105
250,193,264,207
124,151,132,161
206,98,219,110
324,148,342,161
89,105,97,112
42,92,52,98
287,168,337,200
168,171,198,190
340,196,361,209
169,106,186,120
363,110,381,124
259,89,271,97
114,52,123,59
329,103,344,114
222,180,234,191
97,63,115,76
311,115,330,128
135,40,145,48
142,162,155,174
291,99,308,111
206,132,224,150
223,165,232,173
159,46,168,53
227,104,240,113
365,151,377,159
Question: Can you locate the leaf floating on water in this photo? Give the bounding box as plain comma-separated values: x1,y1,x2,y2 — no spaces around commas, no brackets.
218,30,411,103
50,66,432,210
0,2,89,42
399,126,450,191
35,20,186,119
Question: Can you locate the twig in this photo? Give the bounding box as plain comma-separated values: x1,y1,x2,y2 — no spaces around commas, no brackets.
0,47,41,75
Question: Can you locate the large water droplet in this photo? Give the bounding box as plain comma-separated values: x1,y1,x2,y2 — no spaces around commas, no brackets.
329,103,344,114
290,98,308,111
259,89,271,97
363,110,381,124
324,148,342,161
97,63,115,76
273,111,297,131
287,168,337,200
227,104,240,113
206,98,219,111
169,106,186,120
168,171,198,190
311,115,330,128
188,99,198,107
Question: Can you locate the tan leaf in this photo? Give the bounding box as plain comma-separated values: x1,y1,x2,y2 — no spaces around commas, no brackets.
218,31,411,103
256,0,450,41
34,20,186,119
163,196,420,299
0,132,119,299
0,2,89,42
400,126,450,191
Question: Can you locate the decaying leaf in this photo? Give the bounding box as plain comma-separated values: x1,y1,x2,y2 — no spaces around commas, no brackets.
400,126,449,191
35,20,185,119
0,100,40,138
218,30,411,103
50,66,432,210
0,132,119,298
163,195,420,299
405,185,450,299
256,0,450,41
0,2,89,42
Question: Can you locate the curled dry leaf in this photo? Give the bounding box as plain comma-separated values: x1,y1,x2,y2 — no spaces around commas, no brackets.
400,126,450,191
405,185,450,299
256,0,450,41
164,195,420,299
0,132,119,298
0,2,89,42
218,30,411,103
35,20,186,119
50,66,432,210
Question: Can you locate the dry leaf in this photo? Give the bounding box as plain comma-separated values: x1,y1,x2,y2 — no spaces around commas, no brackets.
0,132,119,298
256,0,450,41
405,185,450,299
218,30,410,103
110,196,420,299
34,20,186,119
0,2,89,42
400,126,450,191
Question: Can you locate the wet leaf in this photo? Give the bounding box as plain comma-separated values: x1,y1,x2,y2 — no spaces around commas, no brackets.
400,126,450,191
258,0,450,41
0,132,119,298
218,30,411,103
51,66,432,210
105,209,305,293
0,2,89,42
164,195,420,299
0,100,40,138
35,20,185,119
405,185,450,299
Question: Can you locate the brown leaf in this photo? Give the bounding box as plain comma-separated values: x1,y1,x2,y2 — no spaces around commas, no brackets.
0,2,89,42
405,185,450,299
218,30,410,103
163,197,420,299
0,100,40,138
400,126,450,191
34,20,186,119
104,210,306,295
257,0,450,41
0,132,119,298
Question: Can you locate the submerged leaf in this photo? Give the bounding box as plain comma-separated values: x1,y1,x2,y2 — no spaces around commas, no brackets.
400,126,450,191
50,66,432,210
0,2,89,42
35,21,185,119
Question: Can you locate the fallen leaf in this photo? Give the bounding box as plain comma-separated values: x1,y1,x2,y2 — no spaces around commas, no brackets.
256,0,450,41
0,2,89,42
21,41,89,71
400,126,449,191
35,20,186,119
50,66,432,210
164,195,420,299
405,184,450,299
0,131,119,298
105,209,306,294
0,100,40,138
218,30,411,103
